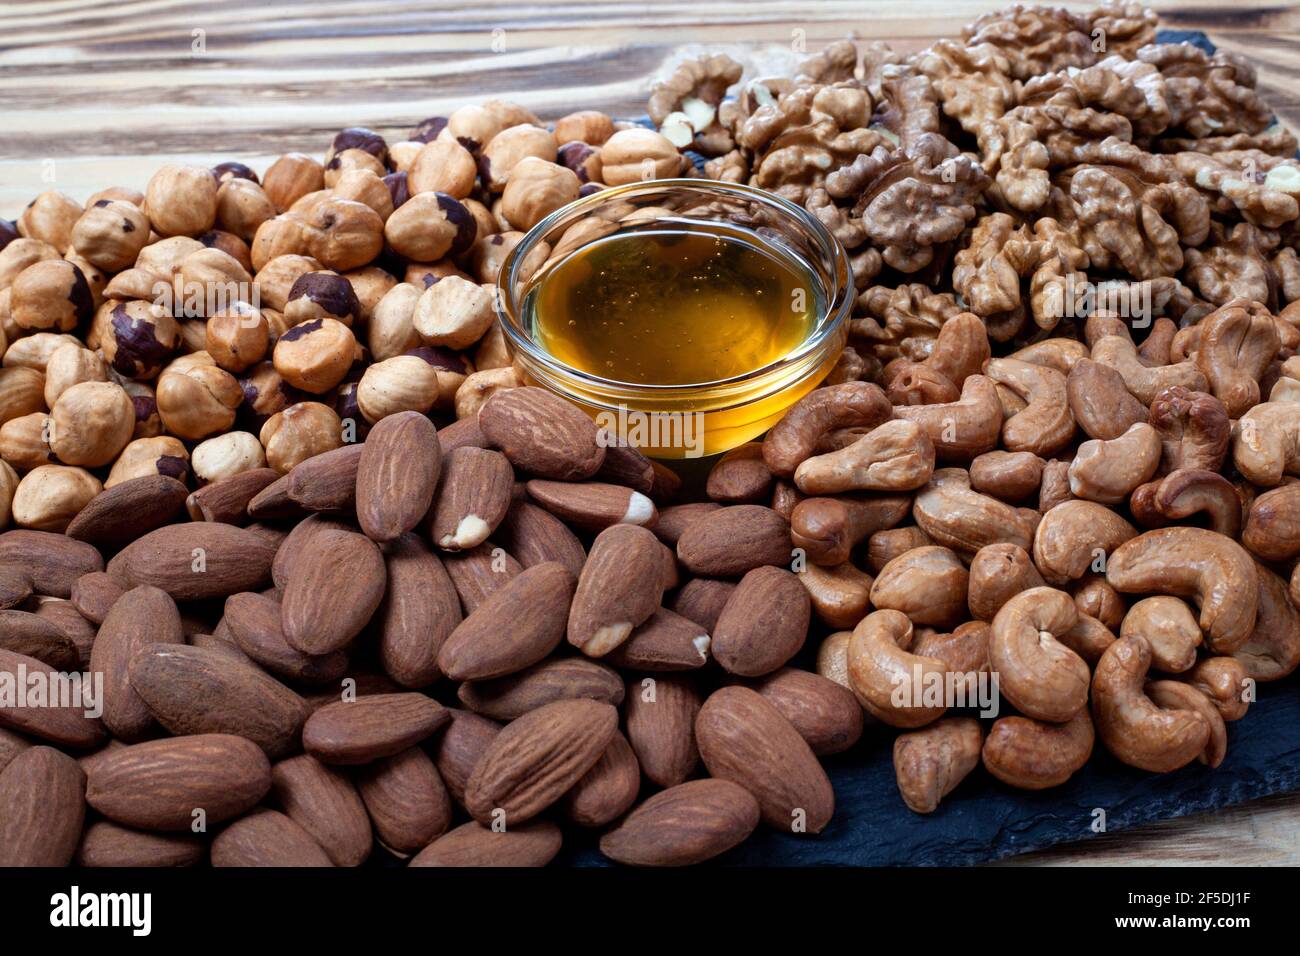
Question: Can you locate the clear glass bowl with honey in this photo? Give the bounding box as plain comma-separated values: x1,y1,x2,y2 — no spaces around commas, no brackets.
496,179,852,459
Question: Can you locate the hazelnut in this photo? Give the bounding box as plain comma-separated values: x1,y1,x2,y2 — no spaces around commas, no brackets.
501,158,580,230
263,153,326,213
250,215,313,271
156,359,244,439
145,165,219,237
331,169,395,221
100,300,181,379
262,309,295,343
86,186,146,207
192,430,267,483
66,252,107,309
237,360,300,424
384,192,477,263
388,140,424,171
48,381,136,467
323,150,386,190
70,199,150,272
176,318,208,353
11,464,101,532
0,413,54,472
0,367,49,427
468,231,525,284
0,460,17,527
10,260,94,332
474,321,512,370
43,343,108,407
17,191,83,251
301,199,384,271
272,317,357,393
384,171,411,211
557,141,603,184
171,247,252,320
326,127,389,168
206,302,270,373
198,229,253,273
254,254,322,311
600,128,685,185
554,110,615,146
112,375,163,438
480,125,558,192
405,260,470,288
407,140,478,199
410,116,448,144
444,100,540,154
343,266,398,321
455,365,521,419
216,177,276,243
413,274,496,349
285,272,361,327
212,161,260,185
461,199,498,244
356,354,442,422
0,238,59,291
260,400,343,472
369,283,423,361
106,435,189,487
3,331,81,372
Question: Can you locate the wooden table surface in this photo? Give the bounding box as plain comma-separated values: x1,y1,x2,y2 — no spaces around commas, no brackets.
2,0,1297,865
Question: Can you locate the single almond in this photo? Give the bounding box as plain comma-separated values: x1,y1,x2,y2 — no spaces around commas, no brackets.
90,585,184,741
0,610,79,669
431,709,501,809
378,533,462,688
457,657,624,721
0,648,106,749
271,514,353,590
303,692,449,764
437,562,574,681
711,566,811,677
356,411,442,541
70,571,125,625
464,698,618,826
0,529,104,598
437,416,489,452
669,577,736,632
246,472,302,520
0,745,86,866
567,524,665,656
442,541,521,614
751,667,865,756
598,779,760,867
65,474,190,548
623,673,701,788
223,590,350,685
186,468,280,524
211,808,334,867
85,733,271,831
497,499,586,577
706,442,774,503
560,731,640,828
0,727,30,774
114,523,276,600
676,505,791,577
271,753,373,867
0,566,32,609
75,821,205,867
356,746,451,856
595,443,656,495
603,607,711,671
695,685,834,833
281,529,387,655
526,479,657,532
429,446,514,551
478,385,605,479
286,443,365,513
651,502,721,546
409,820,562,867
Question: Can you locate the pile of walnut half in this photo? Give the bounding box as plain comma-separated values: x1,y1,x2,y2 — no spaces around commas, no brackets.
649,2,1300,810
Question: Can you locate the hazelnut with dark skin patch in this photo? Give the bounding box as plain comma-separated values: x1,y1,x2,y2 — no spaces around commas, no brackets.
17,191,82,250
106,435,188,487
410,115,449,143
10,259,94,332
100,301,181,379
383,171,411,210
557,141,603,183
327,127,389,167
70,199,150,272
273,317,358,394
0,219,18,252
211,161,260,185
383,191,477,262
198,230,253,273
237,360,302,425
284,272,361,327
206,303,270,374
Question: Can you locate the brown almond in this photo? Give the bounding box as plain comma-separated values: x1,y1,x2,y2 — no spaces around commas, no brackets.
0,727,30,774
300,671,400,714
281,529,386,654
65,475,190,548
478,385,605,480
696,685,834,833
90,585,184,741
186,468,280,524
437,415,489,452
0,567,32,609
669,576,736,632
497,499,586,577
560,731,640,828
706,442,774,503
85,733,271,831
442,541,521,613
751,667,865,756
271,753,372,867
286,442,365,513
0,529,104,597
711,566,810,676
70,571,125,625
356,411,442,541
437,562,574,681
526,479,657,532
409,820,562,867
211,808,334,867
652,502,721,546
377,533,461,688
429,446,514,551
127,643,308,758
431,709,501,809
223,591,349,685
246,472,302,520
271,514,352,590
595,443,656,495
624,674,701,788
303,692,449,764
356,746,451,855
457,657,624,721
567,524,665,656
75,821,205,867
464,698,618,826
598,779,760,867
0,648,106,749
0,745,86,866
33,599,97,667
603,606,711,672
676,504,791,577
114,523,276,600
0,610,79,669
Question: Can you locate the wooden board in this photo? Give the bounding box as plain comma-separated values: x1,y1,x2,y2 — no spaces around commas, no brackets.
1,0,1298,865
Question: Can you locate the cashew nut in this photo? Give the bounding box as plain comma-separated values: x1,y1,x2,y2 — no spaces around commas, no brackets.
1091,334,1208,406
865,526,931,574
913,468,1037,557
921,312,991,387
798,561,873,629
791,493,911,566
984,358,1074,456
793,419,934,495
1067,358,1148,440
1006,338,1089,375
1119,596,1202,673
1032,499,1137,586
1071,574,1125,630
892,717,982,814
1195,299,1281,418
1149,386,1230,473
1231,560,1300,682
762,382,892,478
892,374,1003,460
847,609,947,728
1067,422,1161,504
982,710,1094,790
869,546,969,628
1234,401,1300,486
1137,317,1178,368
1181,655,1251,722
969,450,1045,501
1038,459,1074,512
1129,469,1243,538
886,363,959,406
968,543,1045,621
1091,635,1210,773
989,587,1090,723
1058,613,1117,665
1146,681,1227,769
912,621,991,677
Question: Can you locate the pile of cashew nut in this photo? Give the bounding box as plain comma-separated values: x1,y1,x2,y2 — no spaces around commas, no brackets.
758,299,1300,814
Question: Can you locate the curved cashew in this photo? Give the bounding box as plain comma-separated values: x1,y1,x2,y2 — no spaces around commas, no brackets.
1106,528,1258,652
984,358,1074,456
1006,338,1089,375
892,717,982,814
846,609,947,728
1137,317,1178,368
1149,385,1231,473
982,710,1094,790
892,374,1002,460
924,312,991,387
913,621,991,677
886,364,959,406
1119,596,1202,673
865,526,931,574
1146,681,1227,769
1033,500,1137,586
1071,574,1125,630
1181,656,1251,722
989,587,1090,722
1195,299,1281,418
1067,358,1148,440
790,493,911,566
798,561,873,629
1058,613,1116,665
1091,635,1210,773
762,382,892,478
1067,422,1161,504
913,468,1036,557
995,383,1028,419
869,546,969,628
1231,560,1300,682
1130,469,1243,538
793,419,934,495
969,450,1045,502
1084,313,1132,347
1234,401,1300,486
968,543,1045,621
1038,459,1073,512
1169,324,1199,364
1091,334,1208,406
